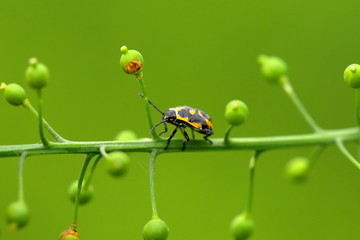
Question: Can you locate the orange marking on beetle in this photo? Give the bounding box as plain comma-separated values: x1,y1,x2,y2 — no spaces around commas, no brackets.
205,120,213,128
188,121,202,129
176,116,202,129
176,116,189,122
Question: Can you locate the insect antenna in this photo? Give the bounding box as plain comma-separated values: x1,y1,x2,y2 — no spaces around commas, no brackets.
138,93,165,115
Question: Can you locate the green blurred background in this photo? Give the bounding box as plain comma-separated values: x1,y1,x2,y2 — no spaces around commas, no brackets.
0,0,359,239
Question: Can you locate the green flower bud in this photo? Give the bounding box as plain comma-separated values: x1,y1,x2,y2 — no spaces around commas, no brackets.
115,130,138,141
105,152,130,177
120,46,144,75
225,100,248,126
230,213,254,240
344,64,360,89
25,57,49,89
3,83,26,106
258,55,287,84
59,228,80,240
6,201,30,231
68,180,94,205
285,157,310,183
143,218,169,240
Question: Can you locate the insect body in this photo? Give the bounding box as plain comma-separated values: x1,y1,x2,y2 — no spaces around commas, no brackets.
139,94,213,150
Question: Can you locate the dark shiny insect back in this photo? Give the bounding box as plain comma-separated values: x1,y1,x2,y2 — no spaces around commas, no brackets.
138,94,213,150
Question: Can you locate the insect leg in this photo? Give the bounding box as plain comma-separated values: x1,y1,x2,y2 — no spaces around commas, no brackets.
151,120,167,134
165,126,178,150
191,129,195,139
179,127,190,151
159,122,168,136
203,135,213,144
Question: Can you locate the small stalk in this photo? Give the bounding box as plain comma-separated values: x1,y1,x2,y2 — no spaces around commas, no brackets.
335,139,360,170
356,89,360,126
149,149,159,218
73,154,95,226
281,77,323,133
18,152,27,202
137,72,160,140
22,99,68,143
245,151,261,215
37,90,49,146
83,155,102,190
224,125,234,145
355,89,360,160
224,100,248,145
308,144,326,169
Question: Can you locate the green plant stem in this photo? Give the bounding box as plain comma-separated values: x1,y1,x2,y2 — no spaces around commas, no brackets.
224,125,234,145
73,154,94,225
23,99,69,143
137,72,159,140
355,89,360,161
281,77,323,133
149,149,159,218
308,145,326,169
245,151,261,215
0,127,358,157
37,90,49,146
84,155,102,189
335,139,360,170
356,89,360,126
18,152,27,202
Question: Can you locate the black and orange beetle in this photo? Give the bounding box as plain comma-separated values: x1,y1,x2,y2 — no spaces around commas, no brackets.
139,94,213,150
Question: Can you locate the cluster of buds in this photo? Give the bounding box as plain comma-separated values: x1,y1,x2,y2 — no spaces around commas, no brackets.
1,57,49,106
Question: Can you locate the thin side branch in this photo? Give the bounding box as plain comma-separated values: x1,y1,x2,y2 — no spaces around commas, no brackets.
335,138,360,170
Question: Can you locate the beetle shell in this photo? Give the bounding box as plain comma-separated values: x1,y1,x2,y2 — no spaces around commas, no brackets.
164,106,213,135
